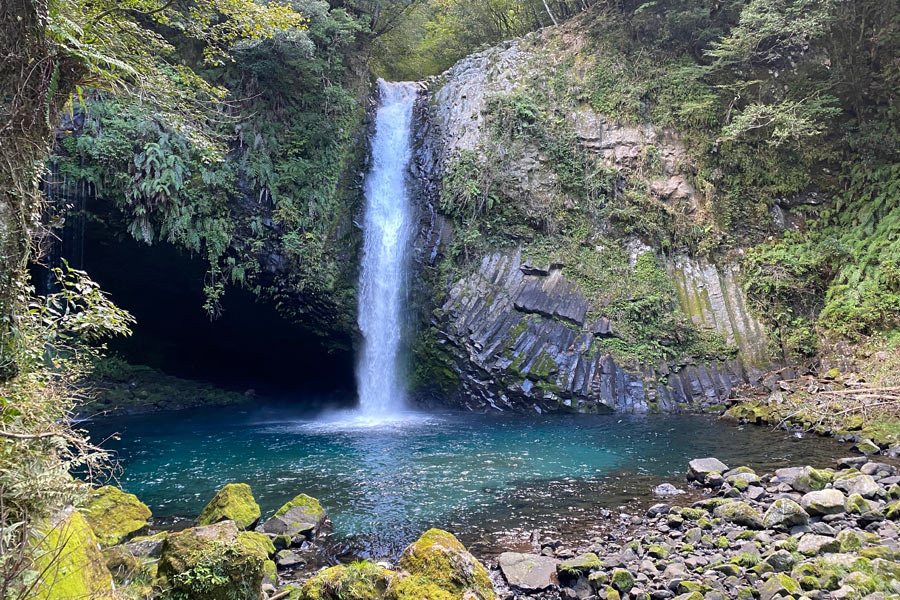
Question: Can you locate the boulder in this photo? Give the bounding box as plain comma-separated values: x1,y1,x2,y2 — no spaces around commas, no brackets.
763,499,809,529
256,493,326,544
764,550,795,572
33,508,115,600
81,485,151,547
801,489,847,515
125,531,167,558
297,561,395,600
654,483,685,496
157,520,267,599
713,501,764,529
797,534,841,556
687,458,729,484
196,483,261,530
390,529,494,600
558,552,602,575
611,569,635,593
833,474,880,498
758,573,801,600
789,466,832,493
237,530,276,557
499,552,559,591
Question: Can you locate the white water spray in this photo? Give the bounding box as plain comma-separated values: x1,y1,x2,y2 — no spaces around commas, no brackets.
354,80,417,420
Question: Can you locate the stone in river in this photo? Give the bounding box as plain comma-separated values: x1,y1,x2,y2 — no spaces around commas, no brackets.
687,458,728,485
655,483,686,496
498,552,559,591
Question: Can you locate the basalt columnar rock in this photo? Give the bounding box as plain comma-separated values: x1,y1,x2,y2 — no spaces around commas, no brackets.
409,29,772,414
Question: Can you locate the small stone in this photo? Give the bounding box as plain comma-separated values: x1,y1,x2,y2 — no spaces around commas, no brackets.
656,483,686,496
649,503,672,517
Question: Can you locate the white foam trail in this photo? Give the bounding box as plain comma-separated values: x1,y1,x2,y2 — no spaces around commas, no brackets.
354,80,418,421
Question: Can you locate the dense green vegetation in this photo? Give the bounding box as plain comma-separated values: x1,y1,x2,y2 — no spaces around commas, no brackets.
428,0,900,360
49,1,372,340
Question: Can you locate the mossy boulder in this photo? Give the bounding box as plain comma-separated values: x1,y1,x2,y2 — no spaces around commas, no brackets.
758,573,800,600
762,499,809,529
790,466,833,493
237,530,276,557
33,509,115,600
257,493,326,544
713,501,764,529
845,493,872,515
157,520,267,600
389,529,494,600
610,569,635,593
197,483,261,530
81,485,151,547
298,561,395,600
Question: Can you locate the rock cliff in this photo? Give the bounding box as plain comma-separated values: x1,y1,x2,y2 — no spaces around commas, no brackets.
408,27,772,413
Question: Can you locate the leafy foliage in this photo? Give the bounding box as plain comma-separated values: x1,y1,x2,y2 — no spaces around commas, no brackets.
0,266,132,600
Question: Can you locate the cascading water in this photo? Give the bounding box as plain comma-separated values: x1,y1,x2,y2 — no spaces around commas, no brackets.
354,80,417,421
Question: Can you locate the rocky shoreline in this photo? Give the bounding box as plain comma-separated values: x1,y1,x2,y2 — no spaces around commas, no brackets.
36,429,900,600
488,455,900,600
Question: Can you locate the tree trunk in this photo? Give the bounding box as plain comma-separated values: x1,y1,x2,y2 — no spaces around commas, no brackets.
0,0,80,380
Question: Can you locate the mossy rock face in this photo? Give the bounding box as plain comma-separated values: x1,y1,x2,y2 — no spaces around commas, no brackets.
102,545,143,583
238,530,276,557
34,509,115,600
389,529,494,600
298,562,395,600
197,483,261,530
82,485,151,547
157,520,265,600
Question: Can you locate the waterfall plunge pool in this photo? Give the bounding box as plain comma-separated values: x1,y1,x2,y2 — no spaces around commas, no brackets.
85,400,849,560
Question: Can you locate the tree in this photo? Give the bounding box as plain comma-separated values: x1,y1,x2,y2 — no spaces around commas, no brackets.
0,0,306,381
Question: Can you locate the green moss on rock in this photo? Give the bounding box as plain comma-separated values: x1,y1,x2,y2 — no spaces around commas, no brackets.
82,485,151,547
237,531,276,557
157,521,265,600
34,509,115,600
298,562,395,600
274,493,325,520
390,529,494,600
197,483,261,530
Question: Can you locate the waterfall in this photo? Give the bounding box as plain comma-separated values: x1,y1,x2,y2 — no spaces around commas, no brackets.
355,80,417,419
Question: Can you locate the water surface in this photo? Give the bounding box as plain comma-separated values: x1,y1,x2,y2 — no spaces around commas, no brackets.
86,402,849,558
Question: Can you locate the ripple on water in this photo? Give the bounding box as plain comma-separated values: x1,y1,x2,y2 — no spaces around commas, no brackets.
85,402,851,559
